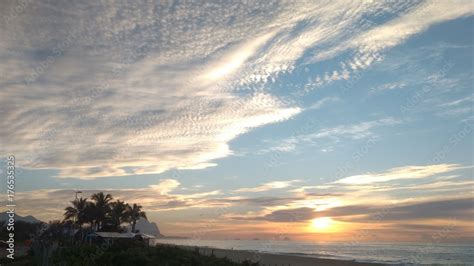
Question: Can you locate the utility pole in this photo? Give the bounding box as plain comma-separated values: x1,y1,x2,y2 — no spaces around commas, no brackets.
74,190,82,200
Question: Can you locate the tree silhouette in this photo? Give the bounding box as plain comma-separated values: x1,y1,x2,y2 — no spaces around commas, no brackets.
108,200,131,231
62,192,147,234
64,197,89,227
90,192,113,231
128,204,147,233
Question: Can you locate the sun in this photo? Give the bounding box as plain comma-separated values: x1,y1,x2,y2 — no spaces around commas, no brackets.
311,217,333,231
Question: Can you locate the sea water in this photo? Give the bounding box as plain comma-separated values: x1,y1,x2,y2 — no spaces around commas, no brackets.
153,239,474,265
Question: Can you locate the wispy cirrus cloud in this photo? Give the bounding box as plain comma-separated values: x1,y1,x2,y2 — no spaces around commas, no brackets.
305,0,474,91
260,117,401,154
436,95,473,117
308,118,401,140
440,95,474,107
0,1,471,180
0,1,305,179
308,97,340,110
234,180,302,193
335,164,463,185
369,81,407,94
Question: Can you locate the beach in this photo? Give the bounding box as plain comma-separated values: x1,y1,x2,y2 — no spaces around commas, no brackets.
153,239,474,265
173,245,384,266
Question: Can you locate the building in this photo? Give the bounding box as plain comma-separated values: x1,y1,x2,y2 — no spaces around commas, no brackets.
86,232,155,246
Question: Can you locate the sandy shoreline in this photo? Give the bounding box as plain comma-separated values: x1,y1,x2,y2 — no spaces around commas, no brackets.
161,244,385,266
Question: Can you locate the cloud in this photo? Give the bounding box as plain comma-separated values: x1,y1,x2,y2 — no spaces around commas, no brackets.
260,117,400,154
149,179,180,195
369,82,407,94
440,95,474,107
233,197,474,224
437,94,473,117
335,164,462,185
350,1,474,55
235,180,302,193
308,97,340,110
0,1,471,179
3,186,222,221
249,207,316,222
0,1,304,179
439,107,472,116
310,118,401,140
201,32,277,82
211,196,304,207
223,165,473,230
304,0,474,91
4,164,473,241
320,197,474,224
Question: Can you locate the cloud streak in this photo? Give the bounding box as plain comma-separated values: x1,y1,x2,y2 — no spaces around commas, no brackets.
234,180,302,193
335,164,463,185
260,117,400,154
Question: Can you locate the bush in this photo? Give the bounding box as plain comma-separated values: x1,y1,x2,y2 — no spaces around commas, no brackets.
50,243,257,266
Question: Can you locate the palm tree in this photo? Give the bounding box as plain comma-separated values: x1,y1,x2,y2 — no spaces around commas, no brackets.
109,200,130,231
84,201,98,231
64,197,91,243
64,197,89,226
128,204,147,233
90,192,113,231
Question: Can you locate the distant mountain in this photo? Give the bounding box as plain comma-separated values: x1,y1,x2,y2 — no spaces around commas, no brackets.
132,218,164,237
0,212,42,223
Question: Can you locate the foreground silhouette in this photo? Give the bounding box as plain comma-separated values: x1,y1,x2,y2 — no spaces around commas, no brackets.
64,192,147,233
0,192,258,266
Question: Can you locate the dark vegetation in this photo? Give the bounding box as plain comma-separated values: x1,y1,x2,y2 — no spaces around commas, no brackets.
51,242,259,266
0,254,32,265
1,192,258,265
63,192,147,234
0,220,43,242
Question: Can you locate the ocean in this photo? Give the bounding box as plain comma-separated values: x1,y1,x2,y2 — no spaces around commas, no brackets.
152,239,474,265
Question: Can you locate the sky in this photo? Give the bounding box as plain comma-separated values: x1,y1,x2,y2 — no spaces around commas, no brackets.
0,0,473,243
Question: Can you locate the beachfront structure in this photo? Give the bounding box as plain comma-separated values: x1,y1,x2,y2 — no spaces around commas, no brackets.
86,232,155,245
